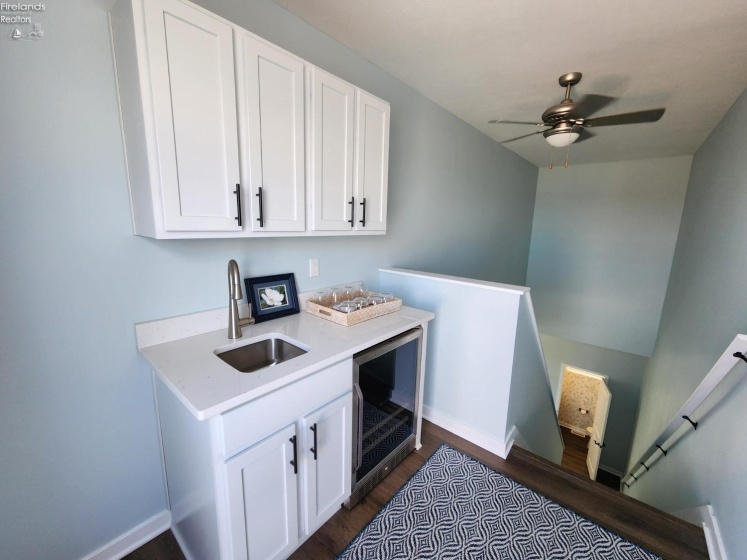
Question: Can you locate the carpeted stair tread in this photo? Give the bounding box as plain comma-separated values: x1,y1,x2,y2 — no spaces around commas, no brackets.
507,445,708,560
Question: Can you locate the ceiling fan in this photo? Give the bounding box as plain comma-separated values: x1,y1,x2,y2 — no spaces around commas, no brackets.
489,72,665,147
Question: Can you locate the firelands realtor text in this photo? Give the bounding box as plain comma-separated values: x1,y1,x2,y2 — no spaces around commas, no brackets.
1,3,45,24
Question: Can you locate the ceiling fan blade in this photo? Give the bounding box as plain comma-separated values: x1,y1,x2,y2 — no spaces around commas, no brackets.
489,119,548,126
569,94,618,119
583,108,665,127
501,131,545,143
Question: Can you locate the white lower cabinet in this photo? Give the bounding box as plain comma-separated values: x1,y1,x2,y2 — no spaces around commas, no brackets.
225,424,299,560
302,394,352,534
225,394,352,560
153,359,353,560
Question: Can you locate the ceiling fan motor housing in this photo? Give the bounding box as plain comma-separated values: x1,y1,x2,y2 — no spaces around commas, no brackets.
542,102,576,124
542,72,584,124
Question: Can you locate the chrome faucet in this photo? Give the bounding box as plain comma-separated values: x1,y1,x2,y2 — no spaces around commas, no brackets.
227,259,255,339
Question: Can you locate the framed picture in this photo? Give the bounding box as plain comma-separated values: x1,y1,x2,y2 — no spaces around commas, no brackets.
244,273,300,323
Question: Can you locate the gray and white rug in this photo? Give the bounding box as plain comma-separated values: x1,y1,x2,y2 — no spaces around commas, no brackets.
338,444,661,559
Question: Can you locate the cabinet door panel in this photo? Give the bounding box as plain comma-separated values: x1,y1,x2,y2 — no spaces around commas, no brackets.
145,0,240,231
226,424,299,560
310,69,355,231
242,36,305,232
354,91,390,232
303,392,352,534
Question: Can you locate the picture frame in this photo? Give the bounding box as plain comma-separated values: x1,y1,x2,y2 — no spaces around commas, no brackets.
244,273,300,323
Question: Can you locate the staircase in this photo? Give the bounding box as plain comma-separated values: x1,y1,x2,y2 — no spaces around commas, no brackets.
506,444,709,559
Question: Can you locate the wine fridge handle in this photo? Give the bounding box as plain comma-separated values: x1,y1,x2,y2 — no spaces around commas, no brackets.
353,382,364,471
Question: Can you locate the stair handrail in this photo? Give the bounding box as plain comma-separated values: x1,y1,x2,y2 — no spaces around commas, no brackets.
621,334,747,492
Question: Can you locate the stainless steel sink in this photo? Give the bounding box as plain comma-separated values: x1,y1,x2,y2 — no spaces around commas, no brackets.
215,337,308,373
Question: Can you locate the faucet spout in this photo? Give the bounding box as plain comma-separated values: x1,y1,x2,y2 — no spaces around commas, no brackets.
227,259,255,339
228,259,243,300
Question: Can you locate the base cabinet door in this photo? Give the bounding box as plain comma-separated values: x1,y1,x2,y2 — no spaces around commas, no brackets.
225,424,299,560
302,393,353,534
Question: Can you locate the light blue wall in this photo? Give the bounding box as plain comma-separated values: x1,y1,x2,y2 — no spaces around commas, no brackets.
541,334,649,474
506,297,564,464
0,1,538,558
627,87,747,558
527,157,691,357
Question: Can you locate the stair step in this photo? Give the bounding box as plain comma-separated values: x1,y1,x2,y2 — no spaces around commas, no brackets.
508,445,709,559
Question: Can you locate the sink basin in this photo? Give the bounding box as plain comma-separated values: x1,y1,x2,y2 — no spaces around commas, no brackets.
215,336,308,373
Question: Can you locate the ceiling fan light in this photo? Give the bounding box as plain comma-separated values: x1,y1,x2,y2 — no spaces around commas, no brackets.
545,131,580,148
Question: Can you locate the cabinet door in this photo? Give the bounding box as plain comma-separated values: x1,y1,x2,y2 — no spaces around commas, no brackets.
309,68,356,231
144,0,241,232
354,91,390,232
302,392,352,534
240,35,306,232
225,424,299,560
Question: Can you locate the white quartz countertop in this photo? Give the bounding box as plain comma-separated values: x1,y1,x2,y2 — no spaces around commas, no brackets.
138,306,434,420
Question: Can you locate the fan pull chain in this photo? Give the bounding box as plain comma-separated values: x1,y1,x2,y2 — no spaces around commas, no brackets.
548,146,554,170
564,135,572,168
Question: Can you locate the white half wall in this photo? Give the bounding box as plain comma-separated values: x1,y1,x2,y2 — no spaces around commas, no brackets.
380,268,534,455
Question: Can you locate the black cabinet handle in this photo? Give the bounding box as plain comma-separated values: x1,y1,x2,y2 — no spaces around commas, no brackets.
289,435,297,474
256,186,264,228
594,440,606,449
310,424,317,460
233,184,242,227
348,197,355,228
359,198,367,228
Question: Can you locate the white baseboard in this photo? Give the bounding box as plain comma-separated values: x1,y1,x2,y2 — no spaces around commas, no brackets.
81,510,171,560
423,405,511,459
171,523,196,560
504,425,518,456
674,504,728,560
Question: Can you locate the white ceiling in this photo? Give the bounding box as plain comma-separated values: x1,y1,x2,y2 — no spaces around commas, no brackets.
274,0,747,167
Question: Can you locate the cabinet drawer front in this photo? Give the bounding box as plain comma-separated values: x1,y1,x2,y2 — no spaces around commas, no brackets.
222,359,352,458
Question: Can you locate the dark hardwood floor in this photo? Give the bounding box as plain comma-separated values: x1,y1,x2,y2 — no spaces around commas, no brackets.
123,528,184,560
560,425,592,476
560,426,622,491
129,420,707,560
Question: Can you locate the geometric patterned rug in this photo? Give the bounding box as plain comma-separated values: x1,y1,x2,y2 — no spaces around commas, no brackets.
338,444,661,559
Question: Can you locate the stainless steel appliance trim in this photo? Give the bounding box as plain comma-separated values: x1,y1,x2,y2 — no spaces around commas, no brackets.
344,433,415,509
353,381,364,470
349,327,423,506
352,327,422,365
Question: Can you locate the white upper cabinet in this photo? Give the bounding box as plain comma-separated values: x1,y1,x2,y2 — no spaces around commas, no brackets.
239,34,306,232
310,70,390,234
113,0,242,235
111,0,388,238
354,91,390,232
309,68,356,232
